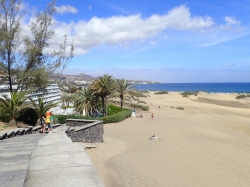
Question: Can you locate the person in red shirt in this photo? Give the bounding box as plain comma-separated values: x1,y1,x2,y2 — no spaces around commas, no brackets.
151,113,154,119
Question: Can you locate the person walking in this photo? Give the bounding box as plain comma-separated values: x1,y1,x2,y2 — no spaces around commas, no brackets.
49,112,54,131
40,115,45,133
151,113,154,120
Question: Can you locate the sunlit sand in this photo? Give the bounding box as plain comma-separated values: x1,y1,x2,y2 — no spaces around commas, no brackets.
86,91,250,187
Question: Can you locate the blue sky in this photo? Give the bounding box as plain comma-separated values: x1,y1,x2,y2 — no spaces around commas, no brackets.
25,0,250,83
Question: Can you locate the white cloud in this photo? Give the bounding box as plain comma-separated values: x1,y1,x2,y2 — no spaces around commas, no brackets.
55,5,78,14
48,4,218,54
223,63,235,67
150,41,157,45
20,4,245,55
225,16,241,25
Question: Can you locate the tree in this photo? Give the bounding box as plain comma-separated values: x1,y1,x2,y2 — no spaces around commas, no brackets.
0,0,74,93
116,79,138,111
90,74,116,115
0,91,28,126
30,96,58,123
74,87,93,116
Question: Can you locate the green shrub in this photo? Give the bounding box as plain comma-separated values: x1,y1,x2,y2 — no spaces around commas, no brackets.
109,100,149,111
129,103,149,111
155,91,168,94
17,108,38,126
180,91,198,97
99,110,132,124
54,115,95,124
137,101,147,104
108,104,122,115
176,107,184,110
0,108,9,122
133,91,147,97
235,94,250,99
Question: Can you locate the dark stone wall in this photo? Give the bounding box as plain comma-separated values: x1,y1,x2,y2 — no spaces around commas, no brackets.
66,119,104,143
67,120,91,127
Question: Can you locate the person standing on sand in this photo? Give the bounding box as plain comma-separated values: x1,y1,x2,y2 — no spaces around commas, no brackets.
159,105,160,109
151,113,154,119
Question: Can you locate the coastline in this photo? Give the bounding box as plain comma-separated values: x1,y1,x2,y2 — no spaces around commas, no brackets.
86,91,250,187
132,82,250,93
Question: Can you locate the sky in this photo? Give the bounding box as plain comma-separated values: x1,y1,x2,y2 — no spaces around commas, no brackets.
23,0,250,83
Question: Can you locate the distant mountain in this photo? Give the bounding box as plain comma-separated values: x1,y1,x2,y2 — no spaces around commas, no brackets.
51,73,96,82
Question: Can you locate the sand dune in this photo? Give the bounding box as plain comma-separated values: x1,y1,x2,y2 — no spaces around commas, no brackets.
86,92,250,187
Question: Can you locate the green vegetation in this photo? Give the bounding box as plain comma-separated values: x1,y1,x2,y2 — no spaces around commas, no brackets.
90,74,117,115
0,91,28,126
54,106,131,124
155,91,168,94
176,107,184,110
99,110,132,124
110,100,149,111
0,0,74,93
137,101,147,104
133,91,147,97
180,91,198,97
18,108,38,126
236,94,250,99
108,104,123,115
115,79,138,111
54,115,96,124
129,103,149,111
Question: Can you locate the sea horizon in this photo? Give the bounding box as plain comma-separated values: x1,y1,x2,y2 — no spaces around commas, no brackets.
133,82,250,93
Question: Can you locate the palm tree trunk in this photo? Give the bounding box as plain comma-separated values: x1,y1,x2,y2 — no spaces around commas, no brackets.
120,96,124,111
9,118,17,127
104,96,108,115
101,96,105,114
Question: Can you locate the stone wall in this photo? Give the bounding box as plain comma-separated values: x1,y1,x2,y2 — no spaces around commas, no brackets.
66,119,104,143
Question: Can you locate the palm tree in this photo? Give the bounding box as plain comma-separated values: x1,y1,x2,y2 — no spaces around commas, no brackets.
74,88,93,116
0,91,28,126
30,97,58,123
116,79,138,111
90,74,116,115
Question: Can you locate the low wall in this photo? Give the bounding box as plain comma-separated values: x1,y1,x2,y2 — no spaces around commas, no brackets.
23,126,105,187
66,119,104,143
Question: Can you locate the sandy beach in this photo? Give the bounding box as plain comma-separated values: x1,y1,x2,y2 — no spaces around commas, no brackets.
86,92,250,187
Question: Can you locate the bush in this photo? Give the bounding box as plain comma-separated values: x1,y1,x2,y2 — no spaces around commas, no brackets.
0,108,9,122
137,101,147,104
176,107,184,110
155,91,168,94
99,110,132,124
109,100,150,111
129,103,149,111
133,91,147,97
108,104,122,115
18,108,38,126
180,91,198,97
54,115,95,124
235,94,250,99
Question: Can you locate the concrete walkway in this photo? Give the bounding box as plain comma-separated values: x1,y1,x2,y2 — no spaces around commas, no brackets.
0,134,45,187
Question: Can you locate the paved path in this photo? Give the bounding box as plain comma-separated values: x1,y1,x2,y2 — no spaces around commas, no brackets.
0,134,45,187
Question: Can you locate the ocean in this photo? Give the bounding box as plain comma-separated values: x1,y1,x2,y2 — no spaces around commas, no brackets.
133,83,250,93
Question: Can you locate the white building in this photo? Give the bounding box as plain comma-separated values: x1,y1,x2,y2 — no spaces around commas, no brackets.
0,83,61,104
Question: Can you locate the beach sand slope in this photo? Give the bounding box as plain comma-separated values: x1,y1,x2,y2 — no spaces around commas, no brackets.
86,92,250,187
